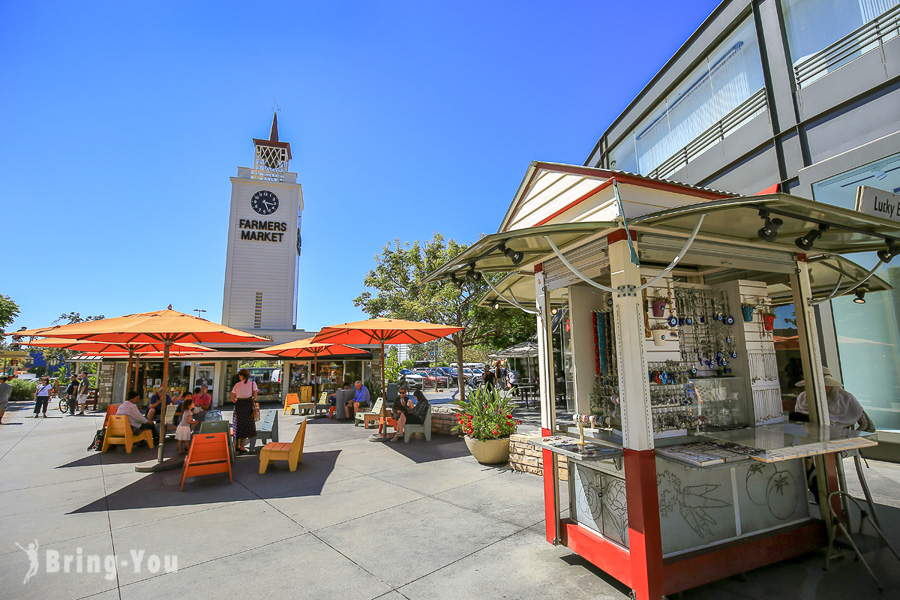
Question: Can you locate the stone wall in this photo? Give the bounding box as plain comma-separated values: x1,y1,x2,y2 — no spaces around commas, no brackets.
430,406,458,436
509,433,568,480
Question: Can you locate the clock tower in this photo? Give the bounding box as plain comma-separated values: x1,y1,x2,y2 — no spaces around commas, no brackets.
221,114,303,341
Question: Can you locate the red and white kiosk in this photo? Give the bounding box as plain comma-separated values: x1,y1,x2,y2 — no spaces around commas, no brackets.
426,162,896,599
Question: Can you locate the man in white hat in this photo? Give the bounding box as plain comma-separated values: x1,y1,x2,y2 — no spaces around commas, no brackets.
795,368,873,431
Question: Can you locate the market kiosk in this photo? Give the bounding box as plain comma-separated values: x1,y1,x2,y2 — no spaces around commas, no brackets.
426,162,897,599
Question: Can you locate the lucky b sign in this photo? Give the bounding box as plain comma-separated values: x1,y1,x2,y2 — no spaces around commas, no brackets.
855,186,900,222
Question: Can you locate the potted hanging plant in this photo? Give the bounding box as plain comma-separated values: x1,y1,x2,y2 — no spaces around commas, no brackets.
650,324,669,346
761,310,776,331
452,385,522,464
651,294,667,317
741,304,755,322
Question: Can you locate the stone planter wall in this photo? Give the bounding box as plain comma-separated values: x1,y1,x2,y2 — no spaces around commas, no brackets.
509,433,568,480
430,406,458,435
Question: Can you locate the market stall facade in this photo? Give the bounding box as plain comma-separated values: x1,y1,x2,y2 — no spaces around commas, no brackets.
427,162,894,599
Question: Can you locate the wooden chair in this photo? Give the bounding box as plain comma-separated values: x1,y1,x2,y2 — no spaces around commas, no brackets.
403,404,432,443
314,392,331,418
198,420,235,461
283,392,300,415
181,432,233,491
102,415,154,453
248,409,279,452
259,420,308,474
103,404,122,429
84,389,99,412
355,397,384,428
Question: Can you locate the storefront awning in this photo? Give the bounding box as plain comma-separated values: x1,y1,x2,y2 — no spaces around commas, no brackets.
477,272,568,309
423,222,615,283
630,193,900,255
489,341,539,359
766,254,890,305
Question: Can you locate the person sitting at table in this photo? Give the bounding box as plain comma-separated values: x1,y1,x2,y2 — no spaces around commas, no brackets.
117,390,158,441
146,390,173,422
345,380,370,419
391,386,411,418
391,389,430,442
193,385,212,410
794,368,874,432
328,381,352,408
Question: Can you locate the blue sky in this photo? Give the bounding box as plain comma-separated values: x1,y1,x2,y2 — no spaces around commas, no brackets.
1,0,720,333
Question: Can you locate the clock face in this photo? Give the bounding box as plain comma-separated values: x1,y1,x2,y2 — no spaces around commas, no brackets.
250,190,279,215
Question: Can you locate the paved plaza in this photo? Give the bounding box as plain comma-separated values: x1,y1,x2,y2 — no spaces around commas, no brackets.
2,397,900,600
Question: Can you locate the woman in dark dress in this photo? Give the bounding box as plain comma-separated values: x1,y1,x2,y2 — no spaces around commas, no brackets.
230,368,258,453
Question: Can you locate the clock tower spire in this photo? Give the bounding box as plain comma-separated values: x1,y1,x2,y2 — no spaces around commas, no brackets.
221,116,304,340
251,113,293,181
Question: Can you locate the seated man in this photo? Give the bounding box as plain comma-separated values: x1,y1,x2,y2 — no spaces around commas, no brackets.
345,380,370,419
193,385,212,411
117,391,159,441
328,381,352,407
146,390,173,422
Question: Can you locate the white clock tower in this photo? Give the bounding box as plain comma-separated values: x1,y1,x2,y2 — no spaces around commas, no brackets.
222,115,303,341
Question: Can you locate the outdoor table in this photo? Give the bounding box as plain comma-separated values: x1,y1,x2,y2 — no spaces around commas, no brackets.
517,383,536,409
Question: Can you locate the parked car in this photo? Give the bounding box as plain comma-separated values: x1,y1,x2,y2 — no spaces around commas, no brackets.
402,373,425,389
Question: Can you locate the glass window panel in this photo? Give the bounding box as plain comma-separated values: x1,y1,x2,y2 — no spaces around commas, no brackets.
609,134,638,173
781,0,899,65
812,154,900,429
622,16,764,175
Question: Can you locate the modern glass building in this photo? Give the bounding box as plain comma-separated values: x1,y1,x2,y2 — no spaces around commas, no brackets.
587,0,900,427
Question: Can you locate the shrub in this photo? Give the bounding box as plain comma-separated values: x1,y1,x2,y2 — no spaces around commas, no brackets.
451,385,521,441
10,379,37,403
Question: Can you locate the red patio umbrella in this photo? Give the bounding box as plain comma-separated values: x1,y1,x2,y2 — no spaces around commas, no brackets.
312,318,463,441
13,309,266,462
17,337,211,393
256,338,368,398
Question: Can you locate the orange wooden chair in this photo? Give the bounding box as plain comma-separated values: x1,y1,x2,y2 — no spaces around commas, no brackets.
378,414,397,435
103,404,122,429
259,420,307,474
180,432,233,491
283,392,300,415
101,415,154,453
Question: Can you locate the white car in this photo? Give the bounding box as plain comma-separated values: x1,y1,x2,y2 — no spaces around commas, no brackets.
402,373,425,389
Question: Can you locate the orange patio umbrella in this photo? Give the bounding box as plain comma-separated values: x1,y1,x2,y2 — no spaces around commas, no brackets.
14,308,266,463
256,338,368,397
17,337,212,393
311,318,463,441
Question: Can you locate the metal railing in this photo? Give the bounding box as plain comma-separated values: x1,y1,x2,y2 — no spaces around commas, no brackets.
648,88,768,180
794,4,900,89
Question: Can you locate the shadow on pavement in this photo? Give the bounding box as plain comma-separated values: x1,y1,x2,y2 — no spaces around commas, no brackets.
67,449,342,514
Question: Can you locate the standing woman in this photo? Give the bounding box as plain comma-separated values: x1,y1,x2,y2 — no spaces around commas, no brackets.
33,377,53,418
230,368,258,453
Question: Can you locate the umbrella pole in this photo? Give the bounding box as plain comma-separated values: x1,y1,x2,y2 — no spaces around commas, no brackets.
126,351,134,398
380,339,387,427
157,341,171,463
134,354,141,392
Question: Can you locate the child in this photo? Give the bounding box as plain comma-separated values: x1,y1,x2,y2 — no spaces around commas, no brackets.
175,398,196,454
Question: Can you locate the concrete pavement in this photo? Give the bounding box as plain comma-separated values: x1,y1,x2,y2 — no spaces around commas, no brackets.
1,396,900,600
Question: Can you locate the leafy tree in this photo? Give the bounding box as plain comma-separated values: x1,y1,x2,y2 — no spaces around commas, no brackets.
0,295,21,346
354,234,535,399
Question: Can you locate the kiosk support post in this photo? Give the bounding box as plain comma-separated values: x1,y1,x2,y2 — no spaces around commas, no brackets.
535,265,561,545
608,229,664,600
790,256,840,526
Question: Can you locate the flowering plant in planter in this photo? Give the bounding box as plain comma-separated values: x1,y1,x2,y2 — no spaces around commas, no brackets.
451,385,521,441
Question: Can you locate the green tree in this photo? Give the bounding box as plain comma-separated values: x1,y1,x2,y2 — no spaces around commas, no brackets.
354,234,535,399
0,295,21,344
